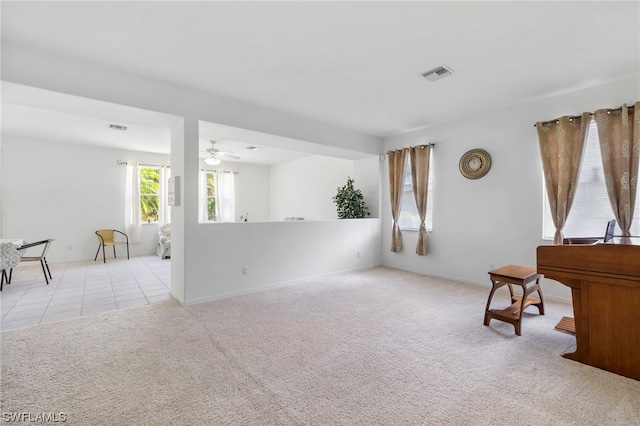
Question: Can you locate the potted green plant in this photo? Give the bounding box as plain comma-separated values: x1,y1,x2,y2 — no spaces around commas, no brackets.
333,177,370,219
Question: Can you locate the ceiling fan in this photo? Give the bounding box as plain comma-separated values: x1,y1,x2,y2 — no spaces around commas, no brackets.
200,141,240,165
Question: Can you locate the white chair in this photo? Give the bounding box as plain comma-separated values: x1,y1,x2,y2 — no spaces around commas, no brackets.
17,239,55,285
157,224,171,259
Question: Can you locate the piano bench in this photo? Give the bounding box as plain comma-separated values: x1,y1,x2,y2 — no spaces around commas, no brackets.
483,265,545,336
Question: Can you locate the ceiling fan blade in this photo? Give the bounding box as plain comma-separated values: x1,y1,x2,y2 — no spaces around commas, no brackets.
200,141,241,160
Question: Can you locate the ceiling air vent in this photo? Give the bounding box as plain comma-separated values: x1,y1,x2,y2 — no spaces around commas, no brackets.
421,65,454,82
108,124,128,131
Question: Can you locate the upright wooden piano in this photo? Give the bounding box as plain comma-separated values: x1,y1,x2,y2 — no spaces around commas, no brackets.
537,237,640,381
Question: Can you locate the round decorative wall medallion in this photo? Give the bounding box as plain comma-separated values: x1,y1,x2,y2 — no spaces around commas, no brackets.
459,149,491,179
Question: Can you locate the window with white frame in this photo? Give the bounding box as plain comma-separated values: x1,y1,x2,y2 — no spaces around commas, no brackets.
199,170,237,223
205,171,216,221
140,167,160,223
398,150,434,231
542,119,640,239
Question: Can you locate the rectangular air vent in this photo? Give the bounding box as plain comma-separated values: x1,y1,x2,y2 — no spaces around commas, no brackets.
108,124,128,131
421,65,454,82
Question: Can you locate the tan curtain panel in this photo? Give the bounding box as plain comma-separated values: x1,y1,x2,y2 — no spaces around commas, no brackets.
410,144,431,255
595,102,640,237
537,113,590,244
388,149,408,252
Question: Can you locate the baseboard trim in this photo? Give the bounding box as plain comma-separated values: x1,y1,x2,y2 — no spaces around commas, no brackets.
169,290,185,305
381,264,572,304
183,264,382,306
182,263,572,306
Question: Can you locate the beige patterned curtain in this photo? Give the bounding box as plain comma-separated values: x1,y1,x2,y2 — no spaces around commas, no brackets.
410,144,431,255
388,149,408,252
594,102,640,237
537,113,590,244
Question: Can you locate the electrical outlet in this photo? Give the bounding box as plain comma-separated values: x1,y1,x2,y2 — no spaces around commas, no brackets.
489,263,495,271
242,267,248,275
357,251,361,258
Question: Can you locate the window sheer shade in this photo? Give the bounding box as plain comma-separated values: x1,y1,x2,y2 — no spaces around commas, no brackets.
543,119,640,239
398,151,433,231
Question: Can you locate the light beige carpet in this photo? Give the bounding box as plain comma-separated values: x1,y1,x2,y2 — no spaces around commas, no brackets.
1,267,639,425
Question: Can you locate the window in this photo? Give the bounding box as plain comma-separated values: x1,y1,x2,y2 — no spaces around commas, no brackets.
205,171,216,221
398,150,434,231
542,119,640,239
140,167,160,223
199,170,235,223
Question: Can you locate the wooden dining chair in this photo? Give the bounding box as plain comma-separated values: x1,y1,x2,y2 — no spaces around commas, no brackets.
94,230,129,263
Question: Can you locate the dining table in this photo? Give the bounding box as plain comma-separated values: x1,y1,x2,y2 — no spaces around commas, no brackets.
1,238,25,290
0,238,24,246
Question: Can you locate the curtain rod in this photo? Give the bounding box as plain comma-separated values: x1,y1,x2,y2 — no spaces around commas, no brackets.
200,168,239,174
385,143,435,155
117,160,171,168
381,143,434,160
116,160,237,174
534,105,635,127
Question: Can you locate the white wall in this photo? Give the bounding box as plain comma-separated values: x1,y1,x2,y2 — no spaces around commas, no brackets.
169,119,186,303
199,160,271,223
233,162,271,223
1,136,170,262
2,42,383,305
5,42,636,305
354,156,381,219
187,219,381,304
208,154,380,223
381,75,640,302
270,155,355,221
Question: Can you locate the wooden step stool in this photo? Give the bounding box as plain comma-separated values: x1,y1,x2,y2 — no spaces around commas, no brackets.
484,265,545,336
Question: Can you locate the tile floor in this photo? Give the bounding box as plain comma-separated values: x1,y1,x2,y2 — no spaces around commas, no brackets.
1,255,171,332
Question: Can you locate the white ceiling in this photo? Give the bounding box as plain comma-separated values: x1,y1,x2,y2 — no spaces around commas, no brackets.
1,1,639,160
1,83,179,154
